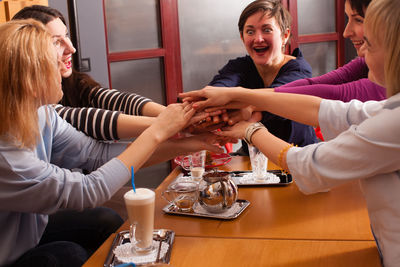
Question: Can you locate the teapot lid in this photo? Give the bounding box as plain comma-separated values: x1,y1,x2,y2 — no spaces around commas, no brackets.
203,170,231,183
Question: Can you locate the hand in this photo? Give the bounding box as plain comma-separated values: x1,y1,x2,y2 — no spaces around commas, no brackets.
185,121,228,134
216,121,253,140
151,102,195,141
198,106,260,127
176,133,227,153
188,110,210,125
179,86,241,110
225,106,259,125
213,134,239,146
203,101,251,113
216,112,264,140
184,110,229,134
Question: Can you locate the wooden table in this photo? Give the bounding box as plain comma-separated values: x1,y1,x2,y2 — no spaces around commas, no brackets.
84,156,380,266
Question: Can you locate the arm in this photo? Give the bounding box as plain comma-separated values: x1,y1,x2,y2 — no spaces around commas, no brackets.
117,103,195,170
140,101,166,117
55,104,120,140
214,120,293,171
232,90,321,127
181,87,321,127
142,134,224,167
54,104,221,169
279,57,369,88
318,98,385,140
0,108,130,213
89,87,162,116
0,148,130,213
55,105,157,140
56,103,199,177
275,78,387,102
116,114,155,138
216,97,395,194
0,104,195,214
287,100,399,194
62,72,164,116
230,102,399,193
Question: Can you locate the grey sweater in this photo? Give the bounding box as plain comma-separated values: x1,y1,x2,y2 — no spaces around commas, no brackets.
0,106,129,266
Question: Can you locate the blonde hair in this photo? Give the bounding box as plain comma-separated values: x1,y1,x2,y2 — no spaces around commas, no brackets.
0,19,59,148
365,0,400,97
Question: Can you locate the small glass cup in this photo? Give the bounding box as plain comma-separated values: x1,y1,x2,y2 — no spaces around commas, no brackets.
162,180,199,212
189,150,206,182
248,145,269,182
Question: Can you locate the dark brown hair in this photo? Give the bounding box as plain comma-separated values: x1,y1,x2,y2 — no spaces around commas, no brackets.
12,5,66,25
238,0,291,37
12,5,101,105
347,0,372,17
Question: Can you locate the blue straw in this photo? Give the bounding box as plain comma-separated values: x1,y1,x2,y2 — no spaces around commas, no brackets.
131,166,136,193
115,263,136,267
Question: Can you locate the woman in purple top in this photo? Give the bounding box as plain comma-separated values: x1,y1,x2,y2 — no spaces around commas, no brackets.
275,57,386,102
274,0,386,102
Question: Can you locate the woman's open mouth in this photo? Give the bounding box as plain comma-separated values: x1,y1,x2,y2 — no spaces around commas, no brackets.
352,40,364,48
63,57,72,70
253,46,269,53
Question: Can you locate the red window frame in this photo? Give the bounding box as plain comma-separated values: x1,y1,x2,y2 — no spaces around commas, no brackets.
102,0,345,106
102,0,183,105
283,0,345,68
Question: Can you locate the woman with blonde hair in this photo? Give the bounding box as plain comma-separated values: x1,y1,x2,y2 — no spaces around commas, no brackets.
0,19,220,266
181,0,400,265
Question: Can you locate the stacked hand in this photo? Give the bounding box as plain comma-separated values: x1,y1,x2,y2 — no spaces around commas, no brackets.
179,86,238,109
151,101,237,150
151,85,263,152
179,86,263,140
150,102,196,142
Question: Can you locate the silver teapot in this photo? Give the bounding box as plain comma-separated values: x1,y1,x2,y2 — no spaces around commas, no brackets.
198,171,238,213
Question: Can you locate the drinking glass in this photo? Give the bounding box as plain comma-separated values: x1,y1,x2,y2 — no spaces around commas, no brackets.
124,188,155,253
189,150,206,182
248,145,269,182
162,180,199,212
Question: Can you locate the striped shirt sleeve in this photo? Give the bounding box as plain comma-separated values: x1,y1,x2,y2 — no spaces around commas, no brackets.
54,104,120,140
89,87,152,116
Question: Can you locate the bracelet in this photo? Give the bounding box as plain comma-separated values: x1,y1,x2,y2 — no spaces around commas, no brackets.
244,122,265,145
278,144,294,172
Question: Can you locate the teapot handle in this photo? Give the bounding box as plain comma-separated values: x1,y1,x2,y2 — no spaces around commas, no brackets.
161,190,174,204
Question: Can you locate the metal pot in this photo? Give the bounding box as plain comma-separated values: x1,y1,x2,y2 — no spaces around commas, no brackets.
198,171,238,213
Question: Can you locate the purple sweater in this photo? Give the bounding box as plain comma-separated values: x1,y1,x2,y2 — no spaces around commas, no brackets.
275,57,386,102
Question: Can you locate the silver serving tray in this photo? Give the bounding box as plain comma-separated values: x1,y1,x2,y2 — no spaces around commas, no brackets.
162,199,250,220
230,170,293,186
104,229,175,267
177,170,292,187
